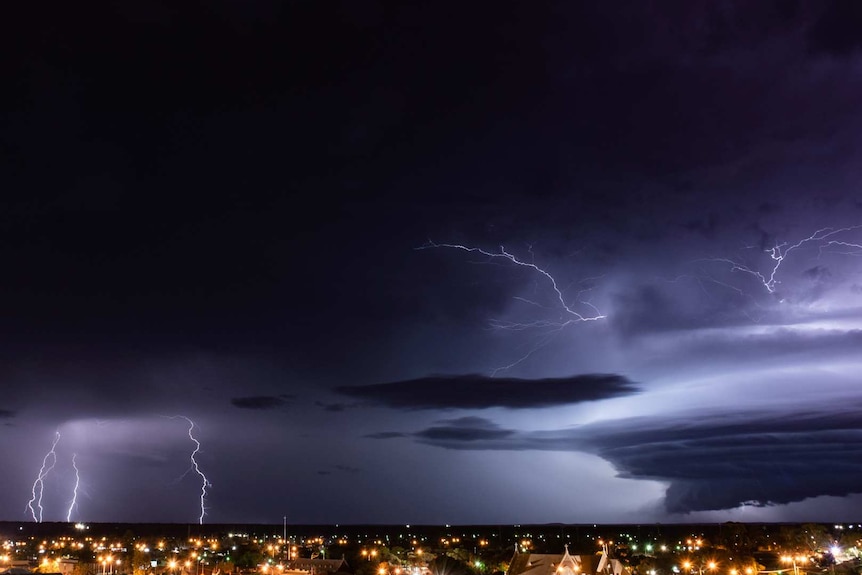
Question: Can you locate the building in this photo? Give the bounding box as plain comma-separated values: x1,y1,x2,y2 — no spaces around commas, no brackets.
507,546,629,575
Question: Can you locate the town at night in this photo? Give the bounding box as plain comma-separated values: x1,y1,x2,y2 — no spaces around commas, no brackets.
3,523,862,575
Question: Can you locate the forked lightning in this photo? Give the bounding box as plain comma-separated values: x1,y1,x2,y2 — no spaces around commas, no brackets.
27,431,61,522
418,241,605,374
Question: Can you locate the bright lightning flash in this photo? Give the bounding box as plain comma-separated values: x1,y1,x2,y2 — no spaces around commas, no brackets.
175,416,211,524
66,453,80,522
713,225,862,294
27,431,61,522
418,241,605,374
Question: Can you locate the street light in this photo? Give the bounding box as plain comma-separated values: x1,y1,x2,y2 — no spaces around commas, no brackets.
781,555,808,575
101,555,114,575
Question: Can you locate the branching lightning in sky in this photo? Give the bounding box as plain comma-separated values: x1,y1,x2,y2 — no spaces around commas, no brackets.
66,453,80,522
712,226,862,294
418,241,605,374
27,431,61,522
174,415,211,524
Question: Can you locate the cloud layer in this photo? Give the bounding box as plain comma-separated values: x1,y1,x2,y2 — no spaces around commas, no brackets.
385,405,862,513
337,373,638,410
230,395,293,410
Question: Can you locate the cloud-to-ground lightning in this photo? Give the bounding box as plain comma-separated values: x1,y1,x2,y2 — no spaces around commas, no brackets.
66,453,80,522
27,431,61,522
711,225,862,295
417,241,605,374
169,416,211,524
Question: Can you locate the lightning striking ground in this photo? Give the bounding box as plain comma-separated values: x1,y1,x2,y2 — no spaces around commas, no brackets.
66,453,80,522
712,225,862,294
418,241,605,374
174,416,211,524
27,431,61,523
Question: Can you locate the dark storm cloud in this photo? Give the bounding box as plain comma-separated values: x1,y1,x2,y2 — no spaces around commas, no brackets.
337,373,638,410
364,431,408,439
230,395,293,410
0,0,858,364
409,417,536,450
407,408,862,513
415,417,515,442
589,410,862,513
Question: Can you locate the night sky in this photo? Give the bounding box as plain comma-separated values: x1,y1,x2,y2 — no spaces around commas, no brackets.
3,1,862,525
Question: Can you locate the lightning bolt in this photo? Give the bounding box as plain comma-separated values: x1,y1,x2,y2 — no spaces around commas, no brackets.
170,415,211,524
417,241,605,374
66,453,80,522
711,225,862,294
27,431,61,522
